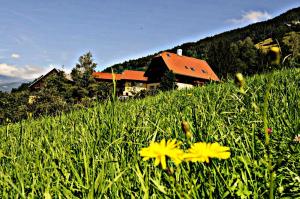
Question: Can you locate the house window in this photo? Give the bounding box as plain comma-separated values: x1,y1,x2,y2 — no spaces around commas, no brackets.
190,67,195,71
167,53,171,57
185,66,189,69
150,86,155,90
201,69,207,74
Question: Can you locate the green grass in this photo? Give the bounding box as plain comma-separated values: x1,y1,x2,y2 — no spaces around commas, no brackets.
1,68,300,198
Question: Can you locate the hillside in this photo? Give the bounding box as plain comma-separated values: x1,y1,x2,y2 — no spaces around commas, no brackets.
0,68,299,198
103,7,300,77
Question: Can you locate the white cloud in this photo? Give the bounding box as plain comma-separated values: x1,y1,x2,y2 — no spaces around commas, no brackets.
11,53,20,59
0,63,52,79
228,11,272,24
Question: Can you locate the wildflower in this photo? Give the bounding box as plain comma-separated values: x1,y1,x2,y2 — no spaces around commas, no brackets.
181,121,193,139
139,139,184,169
267,128,272,135
294,134,300,143
28,95,37,105
269,46,281,65
184,142,230,163
270,47,280,53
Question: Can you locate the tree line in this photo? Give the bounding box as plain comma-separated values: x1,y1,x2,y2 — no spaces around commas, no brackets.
0,53,113,125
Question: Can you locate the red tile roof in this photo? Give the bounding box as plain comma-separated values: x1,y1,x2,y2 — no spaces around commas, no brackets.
160,52,220,81
92,70,147,82
92,72,122,81
122,70,148,81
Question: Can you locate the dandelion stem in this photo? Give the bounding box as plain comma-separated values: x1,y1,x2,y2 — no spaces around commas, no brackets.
262,77,275,199
209,172,213,199
263,78,272,145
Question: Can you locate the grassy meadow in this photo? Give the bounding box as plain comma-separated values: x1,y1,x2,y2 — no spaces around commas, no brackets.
0,68,300,198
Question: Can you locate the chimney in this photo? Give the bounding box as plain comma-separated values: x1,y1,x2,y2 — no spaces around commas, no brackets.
177,49,182,56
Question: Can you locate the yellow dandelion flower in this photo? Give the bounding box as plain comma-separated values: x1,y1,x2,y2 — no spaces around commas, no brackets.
139,139,184,169
184,142,230,163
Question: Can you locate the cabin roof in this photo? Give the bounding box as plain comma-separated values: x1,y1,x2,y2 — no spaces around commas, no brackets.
93,70,147,82
159,52,220,81
29,68,59,89
92,72,122,81
122,70,148,81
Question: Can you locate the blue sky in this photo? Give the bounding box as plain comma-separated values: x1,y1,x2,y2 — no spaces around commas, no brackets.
0,0,299,79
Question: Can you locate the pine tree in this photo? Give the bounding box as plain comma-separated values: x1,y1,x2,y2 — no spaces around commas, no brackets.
71,52,98,101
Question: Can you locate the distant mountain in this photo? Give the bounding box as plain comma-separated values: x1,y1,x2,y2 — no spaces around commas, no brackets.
103,7,300,76
0,82,24,92
0,75,30,92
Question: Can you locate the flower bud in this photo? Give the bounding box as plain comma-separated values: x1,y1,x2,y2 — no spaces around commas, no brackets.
235,73,246,91
267,128,272,135
181,121,190,132
181,121,193,139
235,73,246,87
235,73,244,83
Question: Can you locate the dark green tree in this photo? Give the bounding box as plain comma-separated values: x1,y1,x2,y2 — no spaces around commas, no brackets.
96,82,114,100
282,31,300,67
0,91,29,124
11,82,30,93
159,70,177,91
48,70,74,100
71,52,98,101
237,37,258,74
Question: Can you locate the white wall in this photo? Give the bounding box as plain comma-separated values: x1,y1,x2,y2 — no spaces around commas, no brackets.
176,82,194,90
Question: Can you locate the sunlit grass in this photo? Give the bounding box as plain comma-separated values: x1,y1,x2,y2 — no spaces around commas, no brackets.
0,68,299,198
